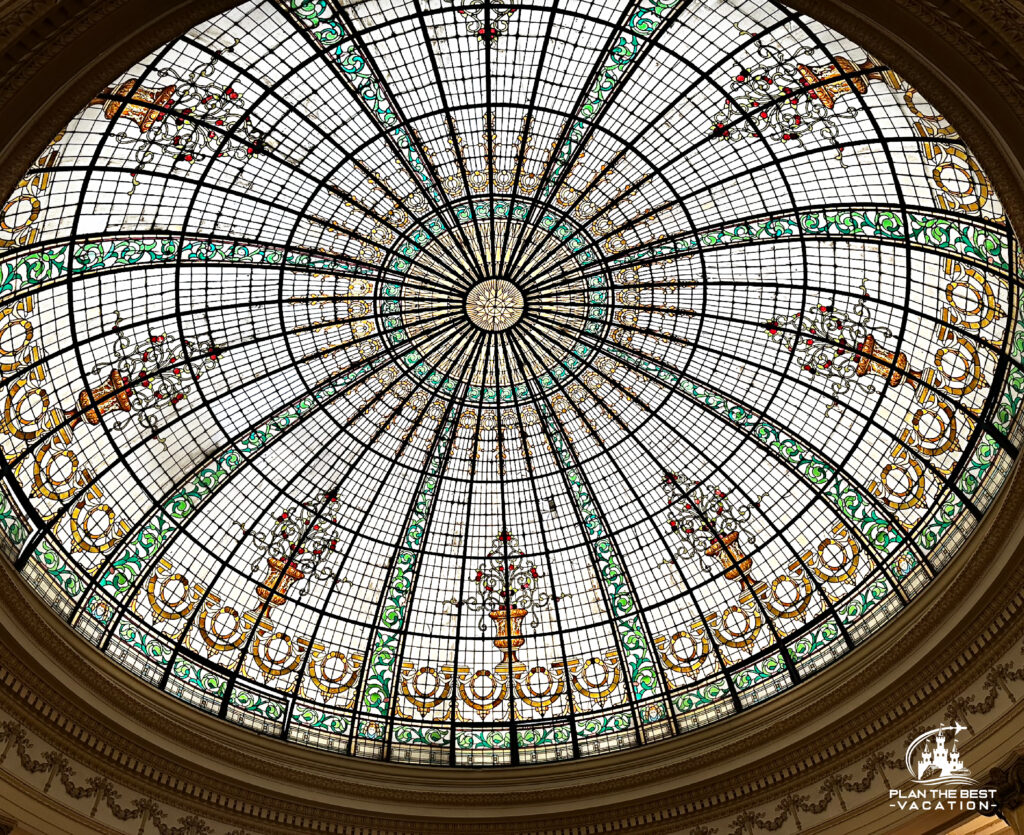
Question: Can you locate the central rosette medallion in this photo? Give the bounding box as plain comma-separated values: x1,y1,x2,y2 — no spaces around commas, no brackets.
465,279,524,331
378,214,612,393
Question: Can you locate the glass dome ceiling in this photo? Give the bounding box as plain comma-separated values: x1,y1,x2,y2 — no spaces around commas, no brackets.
0,0,1021,767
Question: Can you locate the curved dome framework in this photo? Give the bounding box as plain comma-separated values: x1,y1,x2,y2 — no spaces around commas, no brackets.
0,0,1020,769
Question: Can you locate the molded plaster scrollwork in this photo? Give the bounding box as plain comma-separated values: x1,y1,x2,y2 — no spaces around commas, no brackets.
0,718,222,834
712,637,1024,835
980,752,1024,823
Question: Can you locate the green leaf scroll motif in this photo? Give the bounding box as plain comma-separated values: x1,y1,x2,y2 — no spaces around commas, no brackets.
517,725,571,748
32,539,82,598
284,0,439,201
287,0,346,45
602,345,903,555
0,235,373,303
361,407,459,715
291,705,350,735
672,680,727,715
118,619,170,664
577,711,632,738
393,725,449,746
1,210,1003,313
731,653,785,691
0,487,27,546
610,209,1010,274
912,430,1004,557
98,354,391,596
537,401,661,699
455,730,512,750
544,0,682,192
787,620,841,663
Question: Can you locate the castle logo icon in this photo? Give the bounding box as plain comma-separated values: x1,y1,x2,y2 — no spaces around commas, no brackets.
905,724,977,786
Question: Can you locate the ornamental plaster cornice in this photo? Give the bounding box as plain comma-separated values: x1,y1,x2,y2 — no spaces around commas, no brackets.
1,0,1024,832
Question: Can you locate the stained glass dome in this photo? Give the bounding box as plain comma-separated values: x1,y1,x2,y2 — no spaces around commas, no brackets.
0,0,1020,767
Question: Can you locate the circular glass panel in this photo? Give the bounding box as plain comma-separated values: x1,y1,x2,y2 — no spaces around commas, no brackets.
0,0,1020,767
466,280,524,331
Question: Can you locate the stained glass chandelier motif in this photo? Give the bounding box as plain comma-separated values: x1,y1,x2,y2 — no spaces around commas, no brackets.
0,0,1020,767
